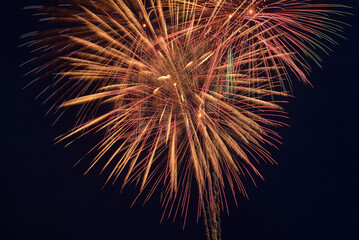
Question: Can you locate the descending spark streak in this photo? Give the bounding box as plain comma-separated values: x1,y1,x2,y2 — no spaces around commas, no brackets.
23,0,348,229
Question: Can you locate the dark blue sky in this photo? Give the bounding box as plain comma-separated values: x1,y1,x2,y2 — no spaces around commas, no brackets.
1,0,358,239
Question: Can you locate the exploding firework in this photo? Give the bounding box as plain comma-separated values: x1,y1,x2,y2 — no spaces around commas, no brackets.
22,0,349,237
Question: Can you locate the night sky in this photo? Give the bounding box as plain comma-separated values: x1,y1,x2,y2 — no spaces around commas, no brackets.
1,0,359,239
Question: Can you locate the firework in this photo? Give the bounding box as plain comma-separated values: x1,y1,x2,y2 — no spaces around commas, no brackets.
23,0,348,234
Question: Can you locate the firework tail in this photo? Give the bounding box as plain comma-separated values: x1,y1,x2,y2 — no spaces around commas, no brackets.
201,171,222,240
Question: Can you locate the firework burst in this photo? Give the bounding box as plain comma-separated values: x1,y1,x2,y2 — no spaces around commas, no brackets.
23,0,349,235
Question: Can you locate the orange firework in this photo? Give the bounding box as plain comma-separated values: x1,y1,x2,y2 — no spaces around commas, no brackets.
22,0,348,237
